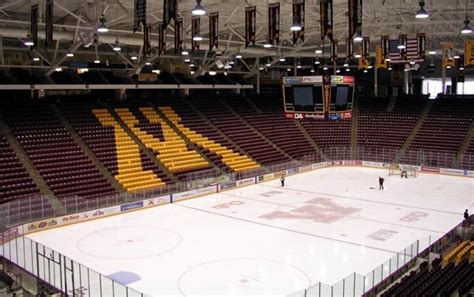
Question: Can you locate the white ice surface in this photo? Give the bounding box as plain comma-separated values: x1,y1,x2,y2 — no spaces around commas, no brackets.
26,167,474,296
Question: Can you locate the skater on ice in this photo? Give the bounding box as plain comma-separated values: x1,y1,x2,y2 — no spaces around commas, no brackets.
379,176,384,190
280,174,285,187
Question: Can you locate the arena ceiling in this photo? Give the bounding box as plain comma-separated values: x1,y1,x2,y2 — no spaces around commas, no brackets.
0,0,472,74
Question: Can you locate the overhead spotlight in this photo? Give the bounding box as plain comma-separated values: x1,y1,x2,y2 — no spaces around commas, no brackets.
235,54,242,59
266,62,272,67
336,69,341,73
454,54,461,59
112,39,121,51
404,68,410,72
410,60,416,65
181,49,189,56
97,15,109,33
397,43,406,50
192,0,206,16
184,58,191,63
66,52,74,57
446,65,452,69
353,32,363,42
367,65,373,69
224,63,232,69
224,71,228,76
460,66,465,70
55,67,63,72
388,67,393,71
346,68,350,72
385,57,391,62
192,34,203,41
259,66,264,70
323,66,328,71
290,22,302,32
415,1,429,19
428,50,436,55
229,61,235,65
310,69,315,73
152,69,161,74
354,53,361,58
343,62,349,67
314,60,321,65
145,61,151,66
32,56,40,62
297,64,302,69
461,17,473,34
263,42,273,48
279,57,286,62
130,54,138,60
190,62,195,67
190,70,195,75
315,49,323,54
286,68,292,72
23,34,34,47
363,69,368,73
209,71,217,76
94,59,100,64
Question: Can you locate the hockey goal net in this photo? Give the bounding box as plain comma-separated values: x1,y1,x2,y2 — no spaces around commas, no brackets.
388,164,417,177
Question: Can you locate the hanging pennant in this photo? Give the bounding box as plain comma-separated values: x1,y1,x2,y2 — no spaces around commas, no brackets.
31,4,38,49
320,0,333,41
191,16,200,51
163,0,177,29
268,3,280,45
381,35,389,61
331,39,338,62
143,23,152,55
174,16,183,52
209,12,219,50
376,47,388,69
399,34,407,61
346,38,354,58
45,0,54,46
464,40,474,67
158,22,166,56
292,0,305,44
417,33,426,60
348,0,362,39
134,0,146,32
442,42,455,68
245,6,256,48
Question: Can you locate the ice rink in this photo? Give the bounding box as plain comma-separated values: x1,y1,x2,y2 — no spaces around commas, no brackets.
26,167,473,296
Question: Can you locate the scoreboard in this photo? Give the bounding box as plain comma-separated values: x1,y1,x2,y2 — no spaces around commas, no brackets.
283,75,354,120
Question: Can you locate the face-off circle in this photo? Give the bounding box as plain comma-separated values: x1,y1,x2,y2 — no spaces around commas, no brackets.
177,258,312,295
77,226,183,259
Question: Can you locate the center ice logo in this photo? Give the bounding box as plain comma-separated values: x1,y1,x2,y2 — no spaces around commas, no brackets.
259,198,361,224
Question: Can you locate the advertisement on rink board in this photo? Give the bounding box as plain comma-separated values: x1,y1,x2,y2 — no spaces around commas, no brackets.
311,162,328,169
440,168,465,176
219,181,237,191
120,201,144,212
299,165,312,172
465,170,474,177
236,177,255,187
421,166,441,173
362,161,385,168
257,173,274,183
287,167,300,175
173,186,216,202
0,226,23,244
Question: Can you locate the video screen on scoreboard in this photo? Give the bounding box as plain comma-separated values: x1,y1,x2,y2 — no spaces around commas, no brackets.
331,85,353,111
284,85,323,112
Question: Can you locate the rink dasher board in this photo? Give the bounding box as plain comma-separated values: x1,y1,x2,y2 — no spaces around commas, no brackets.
1,160,473,242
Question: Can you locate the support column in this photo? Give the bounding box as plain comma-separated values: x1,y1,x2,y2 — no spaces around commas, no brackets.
256,57,261,95
374,68,378,97
293,59,297,76
333,60,337,75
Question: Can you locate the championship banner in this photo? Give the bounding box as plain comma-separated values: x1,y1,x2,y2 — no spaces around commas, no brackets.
292,0,304,44
158,22,166,56
464,40,474,66
45,0,54,46
381,35,389,61
442,42,455,68
31,4,38,49
346,38,353,58
320,0,333,41
376,46,388,69
362,36,370,60
399,34,407,60
268,3,280,45
417,33,425,60
174,16,183,52
209,12,218,50
143,23,151,55
191,16,200,51
163,0,177,29
358,47,368,69
245,6,256,48
349,0,362,39
331,39,338,62
134,0,146,32
323,74,331,115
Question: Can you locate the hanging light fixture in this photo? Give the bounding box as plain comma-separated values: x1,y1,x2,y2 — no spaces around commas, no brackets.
184,58,191,63
130,54,138,60
32,56,40,62
353,32,363,43
192,0,206,15
323,65,328,71
354,53,361,58
428,50,436,55
279,57,286,62
310,69,315,73
290,22,302,32
94,59,101,64
415,1,429,19
388,67,393,71
315,49,323,54
112,38,121,51
182,49,189,56
266,62,272,67
263,42,272,48
346,68,350,72
287,68,292,72
236,54,242,59
343,62,349,67
314,60,321,65
336,69,341,73
23,34,34,47
66,52,74,57
397,43,406,50
193,34,203,41
461,17,472,34
97,15,109,33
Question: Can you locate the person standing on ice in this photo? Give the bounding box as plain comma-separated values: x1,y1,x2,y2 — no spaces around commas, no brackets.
280,174,285,187
379,177,384,190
